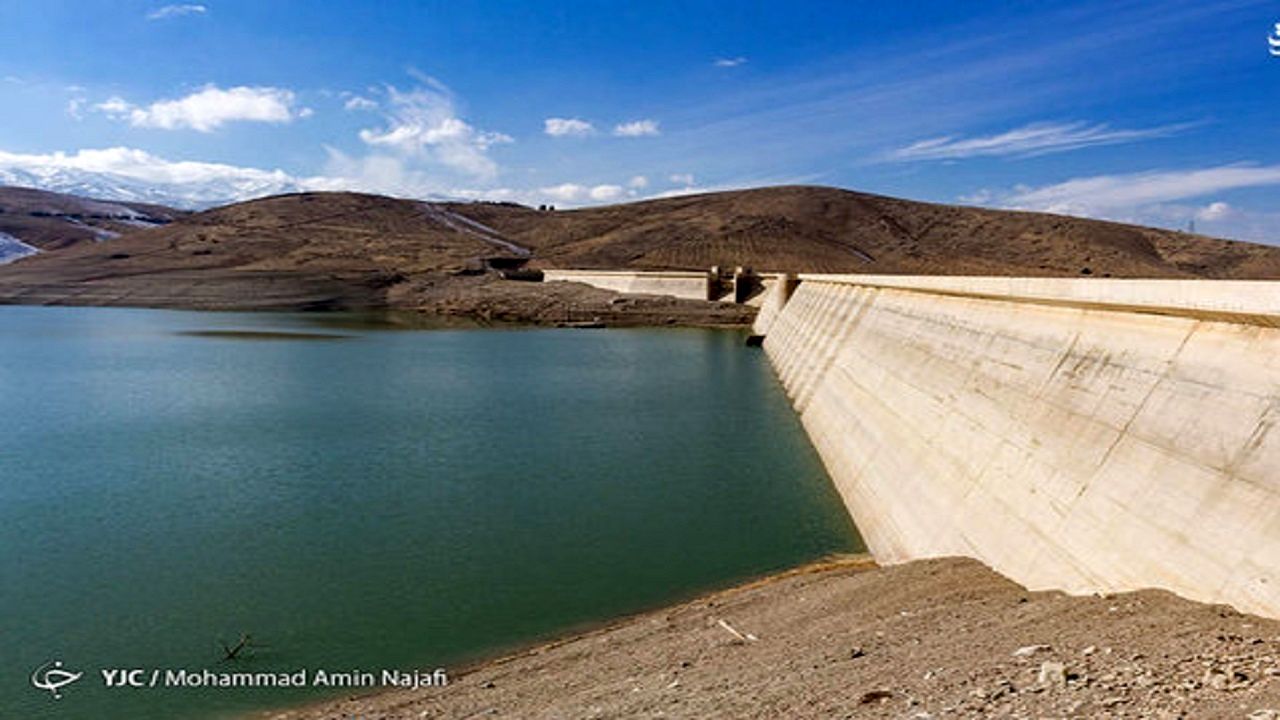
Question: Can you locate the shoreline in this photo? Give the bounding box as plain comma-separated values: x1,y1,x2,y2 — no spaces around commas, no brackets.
0,271,758,329
259,556,1280,719
252,554,879,720
0,300,753,332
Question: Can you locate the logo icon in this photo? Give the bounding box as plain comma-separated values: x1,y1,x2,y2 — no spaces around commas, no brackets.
1269,23,1280,56
30,661,83,700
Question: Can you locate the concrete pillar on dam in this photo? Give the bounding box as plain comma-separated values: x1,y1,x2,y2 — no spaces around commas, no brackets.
753,274,1280,619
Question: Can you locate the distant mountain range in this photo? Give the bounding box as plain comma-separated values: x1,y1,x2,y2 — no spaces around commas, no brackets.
0,166,302,210
0,159,471,209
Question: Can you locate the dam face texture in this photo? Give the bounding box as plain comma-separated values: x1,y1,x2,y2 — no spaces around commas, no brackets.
753,274,1280,619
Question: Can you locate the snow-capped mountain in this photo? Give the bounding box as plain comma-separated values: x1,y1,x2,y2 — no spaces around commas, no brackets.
0,147,467,211
0,166,305,210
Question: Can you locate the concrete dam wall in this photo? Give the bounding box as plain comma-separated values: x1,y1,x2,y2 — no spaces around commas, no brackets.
754,274,1280,618
542,269,715,301
541,268,780,305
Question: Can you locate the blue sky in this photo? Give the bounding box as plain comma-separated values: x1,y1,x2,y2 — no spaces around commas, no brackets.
1,0,1278,241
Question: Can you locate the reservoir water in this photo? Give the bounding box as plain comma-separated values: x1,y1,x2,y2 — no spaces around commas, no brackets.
0,306,861,719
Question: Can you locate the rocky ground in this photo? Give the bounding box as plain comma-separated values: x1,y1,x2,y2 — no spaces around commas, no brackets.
264,557,1280,720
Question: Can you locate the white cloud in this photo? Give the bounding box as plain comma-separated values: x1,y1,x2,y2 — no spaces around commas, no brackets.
95,97,132,115
998,165,1280,216
96,85,308,132
589,184,624,201
713,57,748,68
0,147,287,185
544,117,595,137
669,173,694,185
449,177,661,207
1102,201,1279,244
452,179,757,207
1197,201,1231,221
343,95,378,112
539,183,588,202
314,147,446,198
356,83,512,180
513,182,629,204
145,4,207,20
959,164,1280,244
613,119,661,137
0,144,666,211
885,121,1192,162
628,175,648,188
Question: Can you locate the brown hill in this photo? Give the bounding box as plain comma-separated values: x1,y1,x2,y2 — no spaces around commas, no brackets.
450,185,1280,278
0,185,183,251
0,191,536,311
0,185,1278,321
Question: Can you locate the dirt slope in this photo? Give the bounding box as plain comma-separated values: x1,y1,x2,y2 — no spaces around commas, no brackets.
268,557,1280,720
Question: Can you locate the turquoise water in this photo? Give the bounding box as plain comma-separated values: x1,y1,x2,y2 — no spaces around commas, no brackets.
0,306,861,719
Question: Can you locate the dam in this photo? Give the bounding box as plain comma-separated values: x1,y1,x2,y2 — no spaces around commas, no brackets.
750,273,1280,619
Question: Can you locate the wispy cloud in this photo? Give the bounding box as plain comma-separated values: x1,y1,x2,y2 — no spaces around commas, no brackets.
96,85,308,132
628,2,1246,186
66,98,86,120
342,95,377,112
995,164,1280,216
355,81,512,180
959,163,1280,244
884,121,1194,162
145,4,207,21
544,117,595,137
713,57,748,68
613,119,660,137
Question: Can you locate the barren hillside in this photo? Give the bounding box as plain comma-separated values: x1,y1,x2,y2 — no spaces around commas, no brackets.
0,186,183,252
1,185,1278,321
452,185,1280,278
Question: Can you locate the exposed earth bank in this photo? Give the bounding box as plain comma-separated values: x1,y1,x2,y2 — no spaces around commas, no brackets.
264,557,1280,719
